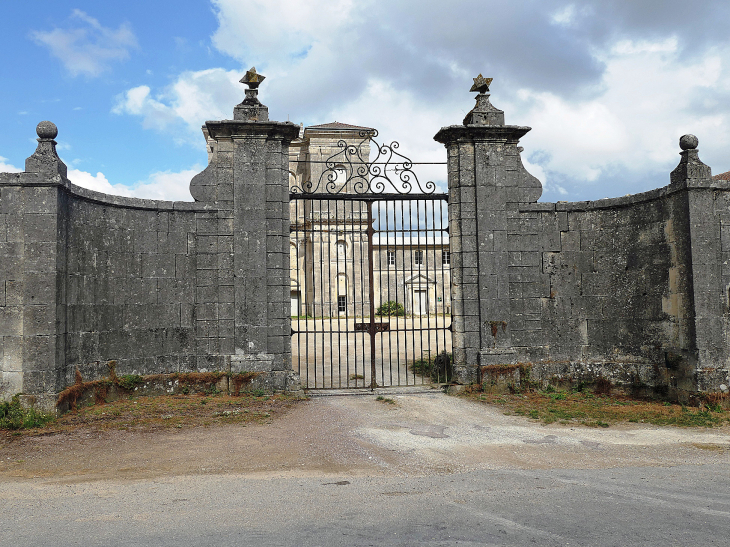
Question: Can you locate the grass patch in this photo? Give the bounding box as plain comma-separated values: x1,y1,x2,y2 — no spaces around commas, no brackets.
465,389,730,428
376,395,396,405
349,374,365,380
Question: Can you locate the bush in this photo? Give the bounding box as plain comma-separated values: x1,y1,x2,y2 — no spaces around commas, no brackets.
376,300,405,316
409,352,452,383
0,395,55,430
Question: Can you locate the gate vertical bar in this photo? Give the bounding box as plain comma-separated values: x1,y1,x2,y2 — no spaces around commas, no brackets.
366,201,377,389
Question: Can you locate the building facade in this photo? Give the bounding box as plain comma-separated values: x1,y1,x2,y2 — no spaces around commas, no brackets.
287,123,451,318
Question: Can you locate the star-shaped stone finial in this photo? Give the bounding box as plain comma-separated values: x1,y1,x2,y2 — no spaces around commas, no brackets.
470,74,492,94
240,67,266,89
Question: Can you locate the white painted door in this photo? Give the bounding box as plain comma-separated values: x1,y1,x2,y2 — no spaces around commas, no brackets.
414,290,428,316
291,291,300,316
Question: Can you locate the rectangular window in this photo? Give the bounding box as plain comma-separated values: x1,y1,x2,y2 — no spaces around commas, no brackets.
442,251,451,266
387,250,395,266
414,250,423,266
338,295,347,313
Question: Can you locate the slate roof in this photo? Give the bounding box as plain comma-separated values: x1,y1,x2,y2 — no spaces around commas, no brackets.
306,121,375,131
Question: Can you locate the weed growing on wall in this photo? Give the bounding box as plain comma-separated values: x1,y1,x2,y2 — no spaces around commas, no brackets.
115,375,143,391
0,396,55,430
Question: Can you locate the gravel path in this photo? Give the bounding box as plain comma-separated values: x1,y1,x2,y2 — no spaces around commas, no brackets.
1,391,728,482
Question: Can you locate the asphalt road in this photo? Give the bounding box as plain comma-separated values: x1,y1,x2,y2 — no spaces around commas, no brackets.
1,392,729,546
2,465,729,546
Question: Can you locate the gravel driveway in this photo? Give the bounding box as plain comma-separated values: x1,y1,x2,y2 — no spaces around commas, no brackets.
1,390,728,481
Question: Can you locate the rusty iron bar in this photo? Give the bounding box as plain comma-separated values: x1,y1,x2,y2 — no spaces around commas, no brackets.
290,193,451,389
366,201,377,389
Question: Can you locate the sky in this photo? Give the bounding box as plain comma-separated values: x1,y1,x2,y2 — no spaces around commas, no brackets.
1,0,730,202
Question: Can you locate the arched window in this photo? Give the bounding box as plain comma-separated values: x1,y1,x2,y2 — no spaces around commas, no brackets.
337,274,347,314
336,240,347,260
334,165,347,185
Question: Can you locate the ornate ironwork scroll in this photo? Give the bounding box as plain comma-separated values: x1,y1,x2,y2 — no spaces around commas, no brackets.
290,130,437,195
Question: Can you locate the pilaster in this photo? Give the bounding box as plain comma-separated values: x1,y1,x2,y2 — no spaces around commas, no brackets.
434,76,541,383
190,69,300,391
669,135,730,390
1,121,68,404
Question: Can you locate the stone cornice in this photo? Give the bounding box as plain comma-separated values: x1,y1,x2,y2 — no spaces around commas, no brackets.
205,120,300,142
433,124,531,145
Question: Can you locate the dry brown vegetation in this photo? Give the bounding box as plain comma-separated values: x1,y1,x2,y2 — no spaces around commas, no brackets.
3,392,302,439
464,387,730,428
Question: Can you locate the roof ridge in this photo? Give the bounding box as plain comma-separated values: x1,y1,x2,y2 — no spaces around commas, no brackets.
306,121,375,130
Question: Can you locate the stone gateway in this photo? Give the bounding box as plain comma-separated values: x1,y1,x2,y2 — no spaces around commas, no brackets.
1,70,728,409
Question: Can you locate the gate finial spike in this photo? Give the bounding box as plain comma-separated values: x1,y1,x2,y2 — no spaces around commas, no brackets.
470,74,492,94
240,67,266,89
234,67,269,121
463,74,503,126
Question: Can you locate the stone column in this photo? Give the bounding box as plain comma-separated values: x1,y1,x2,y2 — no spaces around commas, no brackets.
434,76,541,383
190,69,300,390
0,121,68,407
669,135,730,392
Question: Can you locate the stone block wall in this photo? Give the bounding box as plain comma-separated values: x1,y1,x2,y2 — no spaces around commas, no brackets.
4,76,730,404
1,82,301,406
509,190,695,389
62,188,211,385
0,183,66,400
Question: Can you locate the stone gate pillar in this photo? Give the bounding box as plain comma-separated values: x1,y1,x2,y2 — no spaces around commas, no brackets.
434,76,541,383
0,121,69,406
190,68,300,390
669,135,730,392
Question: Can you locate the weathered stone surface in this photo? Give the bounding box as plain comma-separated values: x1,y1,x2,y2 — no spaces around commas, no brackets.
0,78,301,401
3,77,730,402
434,84,730,396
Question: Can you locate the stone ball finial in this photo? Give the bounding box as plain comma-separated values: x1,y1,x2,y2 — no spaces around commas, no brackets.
36,121,58,140
679,134,698,150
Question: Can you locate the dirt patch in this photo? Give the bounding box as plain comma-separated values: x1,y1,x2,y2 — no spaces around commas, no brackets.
1,392,729,483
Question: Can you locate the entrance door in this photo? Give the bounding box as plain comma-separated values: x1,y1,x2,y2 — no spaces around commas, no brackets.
413,290,428,316
290,290,300,317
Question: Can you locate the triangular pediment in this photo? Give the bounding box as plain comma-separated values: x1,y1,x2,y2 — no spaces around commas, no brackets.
404,272,435,285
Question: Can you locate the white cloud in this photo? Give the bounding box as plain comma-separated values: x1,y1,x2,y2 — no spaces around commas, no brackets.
112,69,242,141
110,1,730,202
551,4,578,26
31,9,138,77
68,166,201,202
68,169,133,196
0,156,22,173
129,168,201,201
504,37,730,190
211,0,356,65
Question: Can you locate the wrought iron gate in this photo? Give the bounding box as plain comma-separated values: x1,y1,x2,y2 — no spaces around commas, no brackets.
290,130,451,389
